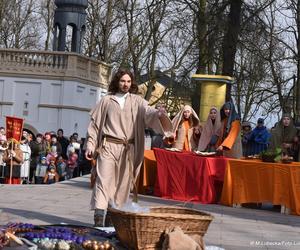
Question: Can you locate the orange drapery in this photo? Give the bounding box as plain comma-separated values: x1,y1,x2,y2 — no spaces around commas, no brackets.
137,150,157,194
221,159,300,215
217,119,240,150
183,120,190,151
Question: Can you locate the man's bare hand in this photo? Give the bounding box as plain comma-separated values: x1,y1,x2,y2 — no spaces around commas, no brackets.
282,143,292,149
157,106,167,117
85,149,94,161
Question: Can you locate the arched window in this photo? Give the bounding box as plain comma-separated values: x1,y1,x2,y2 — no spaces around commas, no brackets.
65,24,74,52
53,23,61,50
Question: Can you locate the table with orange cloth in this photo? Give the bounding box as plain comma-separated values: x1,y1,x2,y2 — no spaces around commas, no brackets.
137,150,158,194
153,148,227,203
220,159,300,215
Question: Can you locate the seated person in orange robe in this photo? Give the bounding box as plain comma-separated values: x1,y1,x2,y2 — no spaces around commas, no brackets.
169,105,201,151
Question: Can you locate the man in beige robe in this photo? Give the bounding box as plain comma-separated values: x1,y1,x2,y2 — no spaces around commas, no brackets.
85,69,172,226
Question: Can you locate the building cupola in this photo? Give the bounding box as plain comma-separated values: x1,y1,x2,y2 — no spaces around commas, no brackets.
53,0,88,53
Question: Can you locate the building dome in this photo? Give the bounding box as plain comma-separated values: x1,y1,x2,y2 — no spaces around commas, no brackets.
53,0,88,53
55,0,88,8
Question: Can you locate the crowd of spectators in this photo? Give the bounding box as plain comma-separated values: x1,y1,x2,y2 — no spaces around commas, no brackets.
0,128,91,184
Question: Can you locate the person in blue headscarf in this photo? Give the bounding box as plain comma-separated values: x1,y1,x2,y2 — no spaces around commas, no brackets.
216,101,242,158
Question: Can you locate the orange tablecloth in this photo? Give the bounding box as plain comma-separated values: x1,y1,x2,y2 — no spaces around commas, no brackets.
220,159,300,215
138,150,157,194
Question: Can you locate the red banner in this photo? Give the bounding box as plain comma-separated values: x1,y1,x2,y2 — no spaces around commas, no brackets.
6,116,24,142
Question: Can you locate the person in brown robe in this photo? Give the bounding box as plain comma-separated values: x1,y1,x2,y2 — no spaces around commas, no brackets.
269,113,298,159
216,101,242,158
3,141,24,184
85,68,172,227
197,106,221,152
170,105,200,151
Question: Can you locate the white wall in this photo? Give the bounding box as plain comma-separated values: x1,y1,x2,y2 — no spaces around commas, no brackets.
0,76,106,138
14,80,41,122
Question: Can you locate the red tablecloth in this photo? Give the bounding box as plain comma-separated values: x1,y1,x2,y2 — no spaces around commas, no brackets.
153,148,227,203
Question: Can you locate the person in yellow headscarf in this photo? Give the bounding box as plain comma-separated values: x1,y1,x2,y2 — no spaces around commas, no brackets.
170,105,201,151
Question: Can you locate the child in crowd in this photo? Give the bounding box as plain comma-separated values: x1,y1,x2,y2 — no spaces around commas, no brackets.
56,156,67,181
46,145,58,165
35,156,48,184
44,157,59,184
66,147,78,179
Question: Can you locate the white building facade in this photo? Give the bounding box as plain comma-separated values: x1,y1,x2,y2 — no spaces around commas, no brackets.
0,49,111,138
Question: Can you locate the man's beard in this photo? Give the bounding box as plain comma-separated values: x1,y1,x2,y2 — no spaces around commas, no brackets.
119,88,129,93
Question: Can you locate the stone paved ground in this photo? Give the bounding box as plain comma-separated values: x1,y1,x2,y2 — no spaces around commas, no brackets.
1,175,299,250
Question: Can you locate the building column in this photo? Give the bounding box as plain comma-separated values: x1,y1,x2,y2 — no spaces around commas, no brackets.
53,25,58,51
58,27,66,51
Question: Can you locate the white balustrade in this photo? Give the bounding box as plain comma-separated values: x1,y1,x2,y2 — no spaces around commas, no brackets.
0,49,111,86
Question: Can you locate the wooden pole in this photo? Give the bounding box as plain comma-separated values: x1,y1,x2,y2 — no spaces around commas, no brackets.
9,140,14,184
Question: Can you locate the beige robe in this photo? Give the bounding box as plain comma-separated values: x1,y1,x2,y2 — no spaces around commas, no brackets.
197,107,221,151
86,94,172,210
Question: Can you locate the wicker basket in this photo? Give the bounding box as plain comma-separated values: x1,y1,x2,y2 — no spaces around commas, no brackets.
107,206,213,250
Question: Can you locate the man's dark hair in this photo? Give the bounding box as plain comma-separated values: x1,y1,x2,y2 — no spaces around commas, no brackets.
108,68,138,94
0,127,4,130
51,134,57,139
36,133,43,138
57,128,64,134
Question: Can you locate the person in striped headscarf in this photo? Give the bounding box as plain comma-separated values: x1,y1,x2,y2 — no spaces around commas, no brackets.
216,101,242,158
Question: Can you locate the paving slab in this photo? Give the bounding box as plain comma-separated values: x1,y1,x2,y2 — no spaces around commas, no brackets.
1,175,300,250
